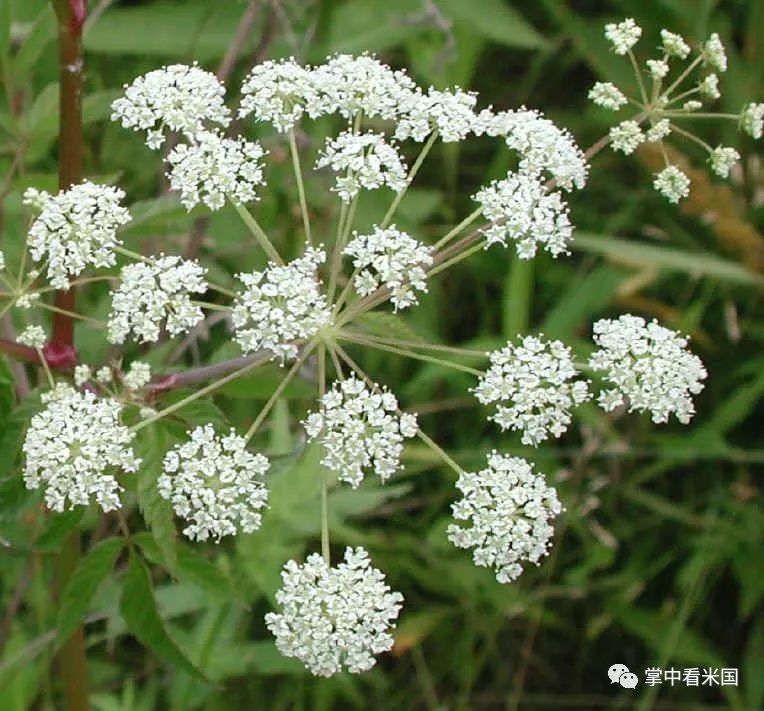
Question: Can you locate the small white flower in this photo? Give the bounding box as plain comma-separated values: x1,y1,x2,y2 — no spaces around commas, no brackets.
111,63,230,148
95,366,112,384
22,384,140,512
395,87,477,142
473,335,590,446
0,250,5,271
265,546,403,677
702,33,727,72
24,182,131,290
304,376,417,488
605,18,642,55
609,120,645,155
474,173,573,259
645,118,671,143
478,109,588,191
588,82,628,111
124,361,152,390
447,452,562,584
698,74,720,100
232,247,331,361
73,364,91,387
166,132,266,211
646,59,669,80
315,131,407,203
344,226,432,310
588,314,707,424
18,325,46,349
653,165,690,203
107,255,207,344
741,102,764,139
239,57,318,132
660,29,690,59
683,100,703,112
310,53,416,121
709,145,740,178
159,425,269,542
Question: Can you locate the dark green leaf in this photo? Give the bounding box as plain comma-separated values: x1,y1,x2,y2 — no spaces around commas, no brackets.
134,424,178,574
57,537,124,644
119,549,205,679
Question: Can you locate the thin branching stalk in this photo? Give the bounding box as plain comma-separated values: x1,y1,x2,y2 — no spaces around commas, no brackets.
233,202,284,264
289,128,312,244
380,129,439,228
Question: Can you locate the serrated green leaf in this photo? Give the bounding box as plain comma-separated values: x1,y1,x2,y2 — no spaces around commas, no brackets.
134,424,178,574
57,537,124,644
119,550,205,679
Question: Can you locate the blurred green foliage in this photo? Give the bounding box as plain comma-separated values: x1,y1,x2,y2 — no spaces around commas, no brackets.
0,0,762,709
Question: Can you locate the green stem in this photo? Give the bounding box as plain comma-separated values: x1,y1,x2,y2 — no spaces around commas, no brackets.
132,354,270,432
627,49,650,106
343,331,485,358
36,301,105,326
318,344,330,565
339,332,482,375
380,129,438,228
35,347,56,388
233,202,283,265
415,429,463,476
433,207,483,251
288,129,312,245
327,194,358,303
670,123,714,153
662,53,703,99
244,343,315,441
429,239,485,277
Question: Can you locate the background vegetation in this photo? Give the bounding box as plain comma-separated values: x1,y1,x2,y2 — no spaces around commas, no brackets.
0,0,762,708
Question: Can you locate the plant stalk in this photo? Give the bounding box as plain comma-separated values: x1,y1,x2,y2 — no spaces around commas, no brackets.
50,2,88,709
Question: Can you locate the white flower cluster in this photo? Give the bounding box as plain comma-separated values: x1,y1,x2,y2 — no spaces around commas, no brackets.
18,325,47,349
265,547,403,676
304,376,417,488
476,109,588,191
111,63,230,149
474,336,590,446
604,18,642,55
232,247,331,361
312,53,416,121
589,21,757,202
107,255,207,344
653,165,690,203
159,425,270,542
609,120,644,155
395,87,477,143
22,384,140,512
316,131,407,202
124,361,152,390
447,453,561,584
24,182,131,289
702,33,727,72
588,315,707,424
741,102,764,139
166,132,266,210
239,58,317,132
474,173,573,259
344,226,432,310
588,82,627,111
